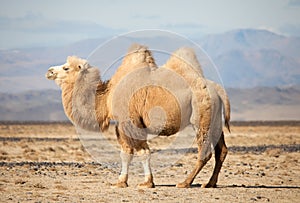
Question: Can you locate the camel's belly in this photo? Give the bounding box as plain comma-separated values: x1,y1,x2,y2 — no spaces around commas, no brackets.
129,86,192,136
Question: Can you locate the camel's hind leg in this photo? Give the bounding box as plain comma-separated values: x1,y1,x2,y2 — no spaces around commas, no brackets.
176,129,213,188
202,132,228,188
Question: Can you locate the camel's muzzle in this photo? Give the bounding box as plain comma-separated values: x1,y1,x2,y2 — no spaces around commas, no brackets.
45,68,57,80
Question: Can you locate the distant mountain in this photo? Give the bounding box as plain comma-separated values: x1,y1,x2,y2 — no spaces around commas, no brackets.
0,86,299,121
201,29,300,59
0,38,106,92
0,89,67,121
0,29,300,92
198,29,300,87
226,85,300,120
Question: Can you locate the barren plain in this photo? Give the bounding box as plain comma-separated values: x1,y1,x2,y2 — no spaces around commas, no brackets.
0,121,299,202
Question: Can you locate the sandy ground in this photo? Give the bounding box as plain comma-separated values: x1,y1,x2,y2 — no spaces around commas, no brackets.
0,121,299,202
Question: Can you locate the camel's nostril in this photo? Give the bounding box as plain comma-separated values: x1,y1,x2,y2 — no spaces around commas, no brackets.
48,68,55,76
46,69,57,80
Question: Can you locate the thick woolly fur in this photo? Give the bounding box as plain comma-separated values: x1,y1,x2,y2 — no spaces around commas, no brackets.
46,44,230,189
163,47,230,132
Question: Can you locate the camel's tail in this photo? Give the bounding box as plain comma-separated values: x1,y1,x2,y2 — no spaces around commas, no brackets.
208,81,231,132
163,47,204,77
126,43,157,68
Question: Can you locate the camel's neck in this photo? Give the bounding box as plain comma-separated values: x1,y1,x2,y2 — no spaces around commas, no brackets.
95,81,111,131
60,68,110,132
61,82,75,123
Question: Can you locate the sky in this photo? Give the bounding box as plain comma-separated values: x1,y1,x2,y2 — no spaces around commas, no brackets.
0,0,300,49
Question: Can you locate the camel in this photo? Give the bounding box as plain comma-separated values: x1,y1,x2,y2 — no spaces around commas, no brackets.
45,44,230,188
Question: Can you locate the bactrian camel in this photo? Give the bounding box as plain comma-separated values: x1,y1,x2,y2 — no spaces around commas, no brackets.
45,44,230,188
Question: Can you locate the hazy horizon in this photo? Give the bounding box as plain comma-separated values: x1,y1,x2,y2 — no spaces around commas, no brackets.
1,0,300,49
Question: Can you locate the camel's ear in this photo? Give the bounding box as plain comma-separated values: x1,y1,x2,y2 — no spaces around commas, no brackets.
78,62,89,70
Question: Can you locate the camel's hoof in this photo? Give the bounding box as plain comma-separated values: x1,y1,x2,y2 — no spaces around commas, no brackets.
138,182,155,188
201,182,217,188
110,182,128,188
176,182,191,188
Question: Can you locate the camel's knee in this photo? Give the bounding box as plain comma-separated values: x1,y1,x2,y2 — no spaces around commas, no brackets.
198,142,213,162
198,151,212,164
120,150,134,161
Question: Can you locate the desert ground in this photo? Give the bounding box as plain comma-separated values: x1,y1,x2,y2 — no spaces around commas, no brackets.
0,121,299,202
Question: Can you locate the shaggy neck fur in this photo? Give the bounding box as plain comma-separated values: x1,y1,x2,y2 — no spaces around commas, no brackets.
61,67,110,132
61,81,75,123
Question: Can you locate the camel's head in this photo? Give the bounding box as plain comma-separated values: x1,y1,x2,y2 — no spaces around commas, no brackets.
46,56,89,86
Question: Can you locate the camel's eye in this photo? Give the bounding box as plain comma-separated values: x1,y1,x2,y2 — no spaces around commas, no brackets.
63,67,69,71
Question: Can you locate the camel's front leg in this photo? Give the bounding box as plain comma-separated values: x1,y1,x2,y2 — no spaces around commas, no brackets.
137,148,155,188
111,151,133,188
